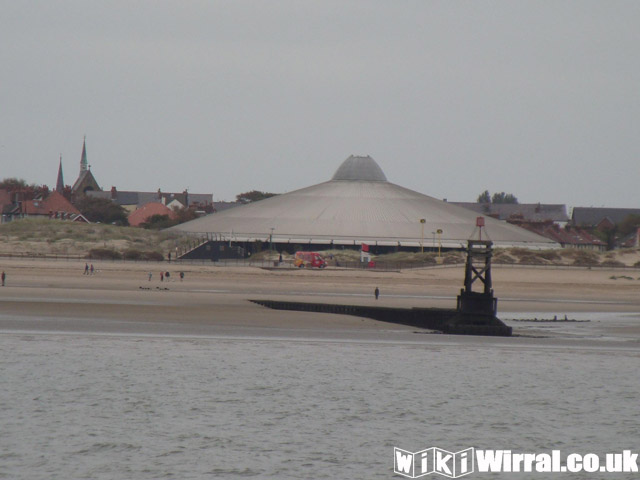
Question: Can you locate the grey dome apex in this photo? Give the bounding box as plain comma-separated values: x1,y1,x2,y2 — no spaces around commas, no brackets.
331,155,388,182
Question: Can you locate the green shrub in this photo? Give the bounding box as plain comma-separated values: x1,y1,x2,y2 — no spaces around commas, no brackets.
570,250,600,266
536,250,561,261
509,248,529,258
123,249,164,261
601,260,625,268
494,252,516,264
123,249,143,260
143,251,165,262
87,248,122,260
442,253,464,264
518,254,545,265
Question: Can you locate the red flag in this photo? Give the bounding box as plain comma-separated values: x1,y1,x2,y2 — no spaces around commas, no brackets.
361,243,369,252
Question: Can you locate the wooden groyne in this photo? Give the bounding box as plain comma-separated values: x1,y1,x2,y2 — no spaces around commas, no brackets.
250,300,512,337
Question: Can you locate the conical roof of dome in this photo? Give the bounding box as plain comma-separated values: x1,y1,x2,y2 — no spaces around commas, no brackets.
171,155,557,249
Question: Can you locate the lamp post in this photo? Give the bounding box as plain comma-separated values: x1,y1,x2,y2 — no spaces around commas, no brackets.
269,227,275,253
420,219,426,253
436,229,443,260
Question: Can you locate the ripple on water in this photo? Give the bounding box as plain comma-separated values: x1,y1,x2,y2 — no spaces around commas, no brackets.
0,333,638,479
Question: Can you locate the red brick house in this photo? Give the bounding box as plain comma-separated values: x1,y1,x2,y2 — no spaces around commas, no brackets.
128,202,177,227
1,190,88,223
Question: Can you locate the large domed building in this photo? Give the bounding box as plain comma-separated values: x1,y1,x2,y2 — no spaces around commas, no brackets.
172,155,556,253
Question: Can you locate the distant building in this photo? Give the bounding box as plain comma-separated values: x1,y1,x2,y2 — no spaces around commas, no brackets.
62,137,214,216
71,137,101,195
56,156,65,192
509,221,607,251
453,202,569,226
0,190,88,224
617,228,640,249
211,201,240,213
571,207,640,230
171,155,557,256
0,189,13,224
88,187,214,214
128,202,177,227
452,202,603,248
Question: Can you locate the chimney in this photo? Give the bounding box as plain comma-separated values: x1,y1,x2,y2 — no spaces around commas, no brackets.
183,189,189,207
110,186,117,200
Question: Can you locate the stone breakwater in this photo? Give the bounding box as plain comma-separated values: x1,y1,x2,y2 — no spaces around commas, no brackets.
250,300,512,337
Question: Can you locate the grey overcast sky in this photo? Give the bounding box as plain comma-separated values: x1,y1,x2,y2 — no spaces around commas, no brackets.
1,1,638,207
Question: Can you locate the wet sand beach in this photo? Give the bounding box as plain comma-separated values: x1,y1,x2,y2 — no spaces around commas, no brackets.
1,258,639,345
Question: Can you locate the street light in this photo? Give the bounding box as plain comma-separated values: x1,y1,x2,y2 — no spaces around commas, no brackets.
269,227,275,252
420,219,426,253
436,228,443,260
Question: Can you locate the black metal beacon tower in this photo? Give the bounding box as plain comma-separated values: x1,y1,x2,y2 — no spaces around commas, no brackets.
457,217,498,318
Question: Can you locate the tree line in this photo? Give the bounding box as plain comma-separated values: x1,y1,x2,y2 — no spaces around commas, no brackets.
477,190,518,204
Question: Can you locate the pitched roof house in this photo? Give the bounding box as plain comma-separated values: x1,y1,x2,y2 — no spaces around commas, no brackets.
88,187,214,213
513,221,607,251
0,190,88,223
453,202,569,224
128,202,177,227
571,207,640,228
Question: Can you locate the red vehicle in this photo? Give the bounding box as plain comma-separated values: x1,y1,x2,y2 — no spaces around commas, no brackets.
294,251,327,268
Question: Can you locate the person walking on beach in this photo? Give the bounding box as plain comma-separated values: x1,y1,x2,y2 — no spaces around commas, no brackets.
374,286,380,300
1,271,5,287
90,264,94,275
84,263,89,275
179,272,184,282
160,272,164,282
148,272,152,281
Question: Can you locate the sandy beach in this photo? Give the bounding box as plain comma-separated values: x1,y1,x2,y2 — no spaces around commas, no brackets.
1,258,639,344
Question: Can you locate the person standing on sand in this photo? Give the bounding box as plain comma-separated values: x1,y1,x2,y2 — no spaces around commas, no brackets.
1,271,5,286
374,287,380,300
148,272,152,281
90,264,94,275
160,272,164,282
84,263,89,275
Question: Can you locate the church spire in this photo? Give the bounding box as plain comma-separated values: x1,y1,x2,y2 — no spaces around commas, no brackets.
80,136,88,173
56,155,65,192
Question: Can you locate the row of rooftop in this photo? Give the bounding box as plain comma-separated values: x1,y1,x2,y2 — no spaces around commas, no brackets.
4,184,638,250
2,140,639,251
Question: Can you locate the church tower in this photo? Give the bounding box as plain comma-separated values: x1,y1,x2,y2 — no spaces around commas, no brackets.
80,136,88,173
71,137,101,195
56,155,65,192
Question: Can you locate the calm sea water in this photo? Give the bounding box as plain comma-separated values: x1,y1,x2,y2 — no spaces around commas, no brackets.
1,329,639,479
